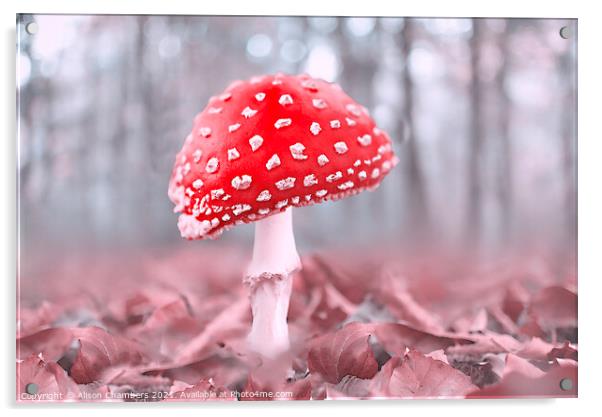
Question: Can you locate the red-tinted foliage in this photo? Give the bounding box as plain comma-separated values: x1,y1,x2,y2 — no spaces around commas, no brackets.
529,286,577,329
16,246,577,401
374,322,472,355
70,327,145,384
467,358,577,398
17,355,80,400
307,322,378,384
370,349,477,398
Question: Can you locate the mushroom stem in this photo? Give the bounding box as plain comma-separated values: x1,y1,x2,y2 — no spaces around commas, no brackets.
245,207,301,358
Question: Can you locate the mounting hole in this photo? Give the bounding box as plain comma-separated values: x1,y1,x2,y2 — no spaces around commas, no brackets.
559,26,571,39
559,377,573,391
25,21,38,35
25,383,38,395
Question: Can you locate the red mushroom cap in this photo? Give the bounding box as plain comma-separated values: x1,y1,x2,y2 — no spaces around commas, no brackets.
168,73,399,239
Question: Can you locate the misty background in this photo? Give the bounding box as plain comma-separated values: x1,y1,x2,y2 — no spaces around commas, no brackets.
17,15,577,257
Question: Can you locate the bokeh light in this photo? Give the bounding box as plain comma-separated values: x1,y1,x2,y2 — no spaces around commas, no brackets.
246,33,273,59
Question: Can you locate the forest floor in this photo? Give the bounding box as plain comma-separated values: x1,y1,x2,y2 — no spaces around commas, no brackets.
17,244,577,401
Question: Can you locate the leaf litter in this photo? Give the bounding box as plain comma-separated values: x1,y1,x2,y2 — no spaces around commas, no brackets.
17,246,577,400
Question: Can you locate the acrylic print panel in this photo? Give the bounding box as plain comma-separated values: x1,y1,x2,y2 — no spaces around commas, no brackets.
16,15,577,402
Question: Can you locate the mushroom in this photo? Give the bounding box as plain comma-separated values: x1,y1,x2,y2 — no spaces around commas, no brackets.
168,74,398,358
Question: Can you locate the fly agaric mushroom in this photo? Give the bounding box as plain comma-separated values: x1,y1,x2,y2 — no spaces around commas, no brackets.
168,73,398,358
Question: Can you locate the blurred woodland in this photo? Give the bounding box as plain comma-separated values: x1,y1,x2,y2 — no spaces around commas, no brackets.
16,16,578,401
17,16,577,254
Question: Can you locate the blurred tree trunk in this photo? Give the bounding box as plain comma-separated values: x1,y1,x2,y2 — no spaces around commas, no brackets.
130,15,162,240
495,22,513,243
559,36,577,246
466,18,484,244
400,18,430,241
336,18,383,235
83,26,102,243
17,19,34,193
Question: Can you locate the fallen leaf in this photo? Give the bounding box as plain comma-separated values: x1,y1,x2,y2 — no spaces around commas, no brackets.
376,266,445,333
374,322,471,356
70,327,144,384
446,332,522,358
325,375,370,399
502,282,530,322
173,296,249,365
18,302,62,337
515,337,557,361
307,322,378,384
17,354,79,401
547,341,578,361
529,286,577,329
18,327,75,362
503,354,545,378
370,349,477,398
451,308,488,334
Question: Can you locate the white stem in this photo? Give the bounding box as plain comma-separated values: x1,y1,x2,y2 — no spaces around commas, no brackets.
247,207,300,277
245,208,301,358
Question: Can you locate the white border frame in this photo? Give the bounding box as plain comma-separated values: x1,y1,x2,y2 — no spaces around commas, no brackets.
3,1,600,416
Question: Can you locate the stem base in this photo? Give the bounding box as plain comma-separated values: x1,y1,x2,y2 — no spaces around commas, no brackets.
246,273,293,358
